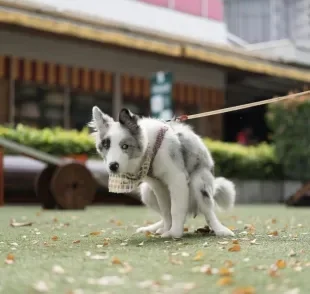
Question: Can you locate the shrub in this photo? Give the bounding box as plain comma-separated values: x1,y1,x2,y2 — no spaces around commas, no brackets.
0,124,96,156
0,124,284,180
204,139,284,180
266,92,310,182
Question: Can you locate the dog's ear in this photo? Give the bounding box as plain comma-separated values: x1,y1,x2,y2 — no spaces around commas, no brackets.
89,106,114,135
119,108,140,136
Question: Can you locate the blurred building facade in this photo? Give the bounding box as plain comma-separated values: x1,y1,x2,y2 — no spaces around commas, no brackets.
0,0,310,142
224,0,310,66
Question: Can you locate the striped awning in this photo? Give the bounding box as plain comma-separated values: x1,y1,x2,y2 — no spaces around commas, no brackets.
0,55,114,93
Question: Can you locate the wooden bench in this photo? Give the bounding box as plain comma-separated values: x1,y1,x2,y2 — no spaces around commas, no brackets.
0,137,97,209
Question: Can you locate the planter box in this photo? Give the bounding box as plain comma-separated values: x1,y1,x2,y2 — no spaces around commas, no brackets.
64,154,88,163
232,179,302,204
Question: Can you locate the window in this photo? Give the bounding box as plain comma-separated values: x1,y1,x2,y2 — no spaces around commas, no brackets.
70,91,112,130
14,81,65,128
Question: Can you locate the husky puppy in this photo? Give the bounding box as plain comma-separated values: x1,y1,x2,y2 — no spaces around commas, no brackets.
90,106,236,239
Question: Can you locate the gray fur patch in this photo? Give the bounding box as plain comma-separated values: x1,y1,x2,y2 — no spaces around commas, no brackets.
119,135,143,159
98,136,110,159
119,108,140,137
177,132,200,175
201,189,210,198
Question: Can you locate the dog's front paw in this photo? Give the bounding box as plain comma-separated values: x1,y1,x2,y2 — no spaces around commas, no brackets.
156,228,167,235
136,226,151,233
214,226,235,237
160,229,183,239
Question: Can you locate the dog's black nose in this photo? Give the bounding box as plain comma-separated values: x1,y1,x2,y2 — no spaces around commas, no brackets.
109,162,119,172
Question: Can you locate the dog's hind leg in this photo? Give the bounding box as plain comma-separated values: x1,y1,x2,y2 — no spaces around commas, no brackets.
191,169,235,237
136,183,164,233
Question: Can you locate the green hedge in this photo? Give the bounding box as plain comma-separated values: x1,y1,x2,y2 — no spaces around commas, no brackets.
266,93,310,182
0,124,284,180
204,139,283,180
0,124,95,156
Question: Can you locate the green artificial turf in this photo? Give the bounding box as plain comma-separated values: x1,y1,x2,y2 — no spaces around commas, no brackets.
0,204,309,294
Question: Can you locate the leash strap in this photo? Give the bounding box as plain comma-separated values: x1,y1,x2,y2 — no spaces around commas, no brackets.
148,126,169,177
167,90,310,123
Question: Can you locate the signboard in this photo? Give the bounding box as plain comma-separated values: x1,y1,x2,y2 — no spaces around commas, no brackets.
150,71,173,120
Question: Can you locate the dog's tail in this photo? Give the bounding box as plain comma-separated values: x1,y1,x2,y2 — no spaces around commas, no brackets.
213,177,236,210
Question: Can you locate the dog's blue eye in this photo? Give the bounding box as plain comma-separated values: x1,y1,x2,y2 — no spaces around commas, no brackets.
122,144,129,150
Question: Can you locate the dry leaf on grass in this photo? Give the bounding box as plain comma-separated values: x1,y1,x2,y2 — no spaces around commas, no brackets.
232,286,256,294
161,274,173,281
228,244,241,252
51,236,59,241
137,280,158,289
193,251,204,261
224,260,234,268
288,250,297,257
293,266,302,272
276,260,286,269
268,231,279,237
112,257,122,265
194,225,214,235
72,240,80,244
88,276,124,286
268,264,280,277
244,224,256,234
218,241,229,245
219,267,233,276
90,254,109,260
169,257,183,265
217,277,233,286
89,231,101,236
52,265,65,274
232,239,239,244
271,218,277,224
250,239,259,245
10,219,33,227
33,281,49,293
5,253,15,264
183,227,189,232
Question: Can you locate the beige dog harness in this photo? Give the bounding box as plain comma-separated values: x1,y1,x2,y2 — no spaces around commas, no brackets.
108,126,168,193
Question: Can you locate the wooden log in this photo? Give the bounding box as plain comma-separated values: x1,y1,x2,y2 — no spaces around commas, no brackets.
50,162,97,209
35,165,58,209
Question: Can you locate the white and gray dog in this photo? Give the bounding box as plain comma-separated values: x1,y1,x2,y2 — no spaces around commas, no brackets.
90,106,236,239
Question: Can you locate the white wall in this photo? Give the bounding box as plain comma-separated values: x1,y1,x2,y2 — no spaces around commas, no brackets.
11,0,228,45
0,28,225,88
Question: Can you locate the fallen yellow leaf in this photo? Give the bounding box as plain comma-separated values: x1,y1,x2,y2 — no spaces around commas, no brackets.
193,251,204,261
217,277,233,286
276,260,286,269
268,231,279,236
112,257,122,265
232,239,239,244
228,244,241,252
51,236,59,241
90,231,101,236
219,267,232,276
